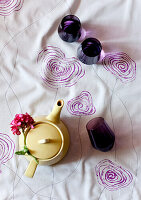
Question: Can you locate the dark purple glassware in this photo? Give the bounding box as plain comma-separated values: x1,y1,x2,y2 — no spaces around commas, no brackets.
77,38,102,65
58,15,81,43
86,117,115,152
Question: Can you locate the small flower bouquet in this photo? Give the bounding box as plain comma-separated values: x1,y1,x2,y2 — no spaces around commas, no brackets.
11,113,38,163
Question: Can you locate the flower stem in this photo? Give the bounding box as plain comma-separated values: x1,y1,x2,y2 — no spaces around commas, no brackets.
21,128,26,146
20,127,38,164
23,134,26,146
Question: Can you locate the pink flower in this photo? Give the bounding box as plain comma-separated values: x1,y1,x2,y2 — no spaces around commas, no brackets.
10,113,35,135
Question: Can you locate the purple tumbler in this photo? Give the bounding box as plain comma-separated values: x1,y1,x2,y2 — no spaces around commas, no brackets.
58,15,81,43
77,38,102,65
86,117,115,152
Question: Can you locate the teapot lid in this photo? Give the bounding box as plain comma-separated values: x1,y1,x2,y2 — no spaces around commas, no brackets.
26,121,63,160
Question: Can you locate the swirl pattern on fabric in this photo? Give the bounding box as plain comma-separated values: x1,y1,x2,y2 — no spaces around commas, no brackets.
95,159,133,191
0,0,24,16
67,91,96,116
102,52,136,83
0,133,15,172
37,46,85,88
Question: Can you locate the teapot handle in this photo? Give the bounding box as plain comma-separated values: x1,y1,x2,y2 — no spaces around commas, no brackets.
24,159,38,178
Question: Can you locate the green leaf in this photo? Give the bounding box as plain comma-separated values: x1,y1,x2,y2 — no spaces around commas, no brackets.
15,150,26,155
15,146,39,165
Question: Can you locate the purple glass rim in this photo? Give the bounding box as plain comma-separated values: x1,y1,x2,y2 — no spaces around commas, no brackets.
60,15,81,31
58,14,81,42
77,38,102,65
86,117,104,131
81,38,102,57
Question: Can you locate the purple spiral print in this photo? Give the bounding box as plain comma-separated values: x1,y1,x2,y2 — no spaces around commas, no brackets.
102,52,136,83
37,46,85,89
0,133,15,172
0,0,24,16
67,91,96,116
95,159,133,191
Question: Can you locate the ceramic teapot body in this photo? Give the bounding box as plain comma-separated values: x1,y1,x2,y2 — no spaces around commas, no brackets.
19,100,70,178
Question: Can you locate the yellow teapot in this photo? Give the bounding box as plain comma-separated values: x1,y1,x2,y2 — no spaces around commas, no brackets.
19,99,70,178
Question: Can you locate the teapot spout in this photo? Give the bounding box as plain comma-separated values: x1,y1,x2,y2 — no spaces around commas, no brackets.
47,99,64,123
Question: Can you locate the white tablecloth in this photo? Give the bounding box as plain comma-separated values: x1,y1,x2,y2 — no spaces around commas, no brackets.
0,0,141,199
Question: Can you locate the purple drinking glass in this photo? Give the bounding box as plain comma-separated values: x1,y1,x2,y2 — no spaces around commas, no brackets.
86,117,115,152
58,15,81,43
77,38,102,65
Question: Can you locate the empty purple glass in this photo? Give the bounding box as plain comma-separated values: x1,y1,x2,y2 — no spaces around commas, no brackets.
86,117,115,152
77,38,102,65
58,15,81,43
